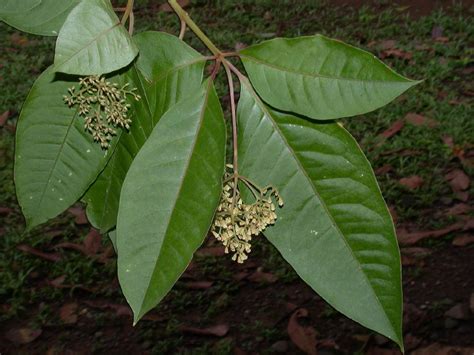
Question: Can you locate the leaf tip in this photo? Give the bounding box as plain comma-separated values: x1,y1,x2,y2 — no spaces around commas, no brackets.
24,215,40,233
132,308,145,326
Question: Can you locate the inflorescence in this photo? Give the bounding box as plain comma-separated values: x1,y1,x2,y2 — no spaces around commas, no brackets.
64,76,141,149
211,166,283,263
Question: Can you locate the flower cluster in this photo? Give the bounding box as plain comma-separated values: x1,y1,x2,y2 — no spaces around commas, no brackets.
211,170,283,263
64,76,141,149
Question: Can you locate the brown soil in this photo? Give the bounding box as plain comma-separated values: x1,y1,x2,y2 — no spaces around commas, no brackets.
1,244,473,354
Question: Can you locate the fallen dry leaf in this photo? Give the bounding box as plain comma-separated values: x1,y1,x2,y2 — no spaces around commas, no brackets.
397,221,469,245
381,48,413,60
248,268,278,284
445,203,472,216
179,324,229,337
399,175,424,190
83,229,101,255
412,343,474,355
96,245,115,264
195,246,225,257
445,169,470,192
10,32,29,46
404,113,439,128
401,247,431,258
375,164,393,175
380,148,422,157
379,39,397,50
68,206,88,225
48,275,66,288
59,303,78,324
434,36,449,43
444,303,470,320
82,300,133,318
287,308,317,355
442,135,454,148
380,120,405,139
0,110,9,126
452,235,474,247
5,328,42,344
234,42,247,51
183,281,213,289
54,242,87,254
17,244,61,262
159,0,189,12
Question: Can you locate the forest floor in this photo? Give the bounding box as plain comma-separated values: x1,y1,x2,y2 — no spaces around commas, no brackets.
0,0,473,354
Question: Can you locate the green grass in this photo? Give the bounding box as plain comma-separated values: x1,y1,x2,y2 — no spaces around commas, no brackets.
0,0,473,351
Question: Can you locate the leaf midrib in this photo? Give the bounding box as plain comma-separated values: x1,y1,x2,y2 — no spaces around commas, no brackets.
28,1,77,28
98,152,117,231
34,106,80,225
241,54,410,85
137,82,213,318
241,78,396,336
55,20,121,69
0,0,39,14
147,57,207,85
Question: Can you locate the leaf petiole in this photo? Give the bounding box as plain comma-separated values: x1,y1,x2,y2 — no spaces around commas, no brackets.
168,0,221,56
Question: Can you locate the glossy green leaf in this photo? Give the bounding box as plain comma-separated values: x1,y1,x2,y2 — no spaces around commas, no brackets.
84,31,206,233
237,78,403,348
117,80,226,322
14,68,112,229
54,0,138,75
240,35,420,120
0,0,80,36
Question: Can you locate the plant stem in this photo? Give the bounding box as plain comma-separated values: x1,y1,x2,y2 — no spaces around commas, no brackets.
223,62,240,215
128,11,135,35
223,63,238,175
168,0,221,56
121,0,134,25
225,60,246,81
210,60,222,81
179,19,186,40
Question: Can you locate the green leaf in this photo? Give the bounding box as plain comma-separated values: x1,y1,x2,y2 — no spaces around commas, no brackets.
237,78,403,348
0,0,80,36
84,32,206,233
240,35,420,120
14,68,112,229
54,0,138,75
117,80,226,322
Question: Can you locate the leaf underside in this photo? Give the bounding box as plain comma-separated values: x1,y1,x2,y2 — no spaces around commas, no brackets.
14,67,112,229
0,0,79,36
241,35,420,120
117,81,226,322
53,0,138,75
237,78,403,348
84,31,206,233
